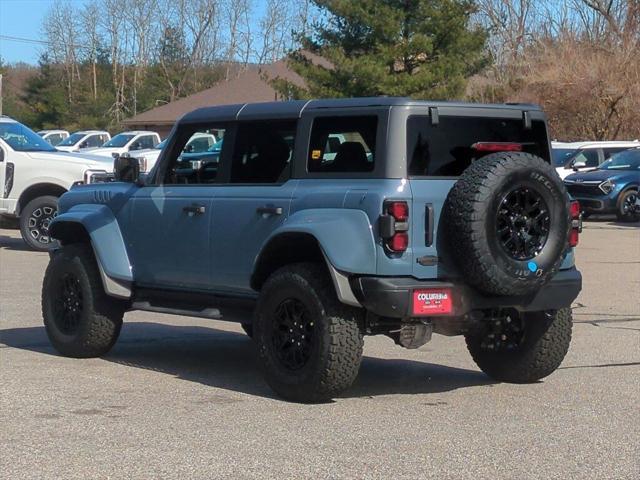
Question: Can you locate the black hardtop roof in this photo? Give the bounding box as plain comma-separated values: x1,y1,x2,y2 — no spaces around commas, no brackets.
178,97,542,124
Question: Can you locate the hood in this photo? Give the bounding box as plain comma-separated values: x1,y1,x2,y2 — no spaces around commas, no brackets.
25,150,114,168
80,147,124,157
564,168,636,183
55,145,78,152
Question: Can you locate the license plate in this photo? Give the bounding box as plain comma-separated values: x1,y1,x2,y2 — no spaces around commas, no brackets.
412,288,453,316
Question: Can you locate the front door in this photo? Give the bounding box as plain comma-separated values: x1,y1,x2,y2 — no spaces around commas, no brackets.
126,185,214,290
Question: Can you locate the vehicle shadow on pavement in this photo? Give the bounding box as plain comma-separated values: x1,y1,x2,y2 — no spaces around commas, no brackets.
582,215,640,228
1,322,494,400
0,234,33,252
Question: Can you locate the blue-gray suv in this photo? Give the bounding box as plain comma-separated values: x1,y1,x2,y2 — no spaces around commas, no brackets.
41,98,582,402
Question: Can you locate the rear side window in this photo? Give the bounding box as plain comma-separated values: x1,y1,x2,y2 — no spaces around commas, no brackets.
604,147,629,159
308,116,377,173
230,120,296,184
407,116,550,177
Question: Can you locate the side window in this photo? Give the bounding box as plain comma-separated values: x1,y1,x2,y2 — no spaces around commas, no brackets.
136,135,155,150
229,120,296,184
571,150,599,168
308,116,377,173
604,148,627,159
164,126,226,185
48,134,61,145
85,135,103,148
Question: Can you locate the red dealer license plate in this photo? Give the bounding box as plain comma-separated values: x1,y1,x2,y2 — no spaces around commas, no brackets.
412,288,453,316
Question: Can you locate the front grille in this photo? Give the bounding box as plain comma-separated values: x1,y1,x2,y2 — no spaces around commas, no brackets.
565,183,601,196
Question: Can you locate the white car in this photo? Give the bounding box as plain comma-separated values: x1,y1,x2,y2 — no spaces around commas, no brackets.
56,130,111,152
83,131,161,159
0,117,114,251
553,140,640,179
37,129,70,146
128,132,216,172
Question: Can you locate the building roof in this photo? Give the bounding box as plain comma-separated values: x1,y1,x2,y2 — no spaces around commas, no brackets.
123,61,305,127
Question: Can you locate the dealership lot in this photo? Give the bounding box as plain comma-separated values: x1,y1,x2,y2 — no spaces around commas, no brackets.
1,220,638,479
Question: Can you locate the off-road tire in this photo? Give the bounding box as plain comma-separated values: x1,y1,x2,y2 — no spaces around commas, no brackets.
241,323,253,338
616,189,639,222
42,243,125,357
465,308,572,383
19,195,60,251
254,263,364,403
444,152,571,296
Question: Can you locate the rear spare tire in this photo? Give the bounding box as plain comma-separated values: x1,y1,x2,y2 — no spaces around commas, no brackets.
444,152,571,296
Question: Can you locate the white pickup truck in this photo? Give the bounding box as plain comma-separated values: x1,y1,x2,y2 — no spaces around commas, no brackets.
0,116,114,250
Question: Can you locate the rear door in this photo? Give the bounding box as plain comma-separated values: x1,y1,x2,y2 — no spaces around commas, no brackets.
404,109,552,280
209,119,298,293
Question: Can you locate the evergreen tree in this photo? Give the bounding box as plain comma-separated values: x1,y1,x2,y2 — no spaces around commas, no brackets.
277,0,489,99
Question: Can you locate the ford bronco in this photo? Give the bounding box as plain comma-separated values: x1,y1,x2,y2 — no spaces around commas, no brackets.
41,98,582,402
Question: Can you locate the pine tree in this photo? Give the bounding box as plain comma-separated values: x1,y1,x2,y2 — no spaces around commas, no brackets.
276,0,489,99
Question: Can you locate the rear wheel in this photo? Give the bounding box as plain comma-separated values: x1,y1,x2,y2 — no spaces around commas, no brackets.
42,243,125,357
254,263,364,403
465,308,572,383
616,189,639,222
19,195,60,251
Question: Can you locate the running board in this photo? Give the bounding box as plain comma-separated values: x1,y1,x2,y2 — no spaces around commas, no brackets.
131,301,223,320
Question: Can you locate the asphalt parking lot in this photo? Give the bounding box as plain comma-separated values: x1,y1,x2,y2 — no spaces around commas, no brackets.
1,219,639,479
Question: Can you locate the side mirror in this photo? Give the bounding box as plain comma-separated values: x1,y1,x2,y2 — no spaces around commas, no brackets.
114,153,140,182
572,161,586,170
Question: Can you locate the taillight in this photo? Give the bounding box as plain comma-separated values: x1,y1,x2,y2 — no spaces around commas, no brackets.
380,200,410,253
569,200,581,247
472,142,523,153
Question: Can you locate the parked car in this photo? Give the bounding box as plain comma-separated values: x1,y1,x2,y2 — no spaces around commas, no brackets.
129,132,216,173
564,147,640,222
0,117,114,250
43,98,582,403
552,140,639,179
37,129,70,146
83,131,161,159
56,130,111,152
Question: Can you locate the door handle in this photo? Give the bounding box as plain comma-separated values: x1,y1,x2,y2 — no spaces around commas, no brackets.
183,204,206,215
256,206,283,216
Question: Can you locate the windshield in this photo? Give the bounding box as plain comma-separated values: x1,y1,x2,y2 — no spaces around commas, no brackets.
599,149,640,171
0,122,56,152
103,133,135,148
58,132,86,146
552,148,577,167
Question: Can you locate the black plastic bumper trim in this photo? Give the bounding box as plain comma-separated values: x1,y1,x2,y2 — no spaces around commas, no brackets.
352,268,582,318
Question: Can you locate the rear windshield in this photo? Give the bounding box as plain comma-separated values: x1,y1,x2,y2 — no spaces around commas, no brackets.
407,115,550,177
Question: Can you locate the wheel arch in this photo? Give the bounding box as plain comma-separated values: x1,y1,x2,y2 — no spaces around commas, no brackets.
17,183,67,215
251,231,362,307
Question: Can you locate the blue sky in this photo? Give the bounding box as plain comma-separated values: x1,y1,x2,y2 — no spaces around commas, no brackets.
0,0,89,64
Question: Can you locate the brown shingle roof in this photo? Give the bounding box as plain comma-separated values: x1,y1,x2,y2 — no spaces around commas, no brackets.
123,61,305,126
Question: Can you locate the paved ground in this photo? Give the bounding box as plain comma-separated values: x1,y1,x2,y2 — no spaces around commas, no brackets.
1,218,638,479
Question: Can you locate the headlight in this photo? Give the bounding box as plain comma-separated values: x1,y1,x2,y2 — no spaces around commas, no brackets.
83,169,108,184
599,179,615,194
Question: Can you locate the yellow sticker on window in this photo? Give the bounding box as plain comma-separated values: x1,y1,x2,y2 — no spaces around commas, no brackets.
311,149,322,160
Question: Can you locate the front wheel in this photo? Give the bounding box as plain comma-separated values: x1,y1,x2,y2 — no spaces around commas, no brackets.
465,308,572,383
42,243,125,357
254,263,364,403
19,195,60,251
616,190,640,222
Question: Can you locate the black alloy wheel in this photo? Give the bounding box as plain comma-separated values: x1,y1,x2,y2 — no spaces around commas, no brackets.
272,298,314,370
54,273,84,335
496,186,550,261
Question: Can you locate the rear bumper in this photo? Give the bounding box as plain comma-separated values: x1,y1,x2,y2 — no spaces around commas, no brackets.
351,268,582,318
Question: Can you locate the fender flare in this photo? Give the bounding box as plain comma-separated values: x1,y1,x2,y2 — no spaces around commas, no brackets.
49,204,132,298
268,208,377,275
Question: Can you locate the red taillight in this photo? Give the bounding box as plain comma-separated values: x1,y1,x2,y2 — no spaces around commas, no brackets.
381,200,409,253
472,142,523,153
387,201,408,221
388,232,409,252
569,200,581,247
